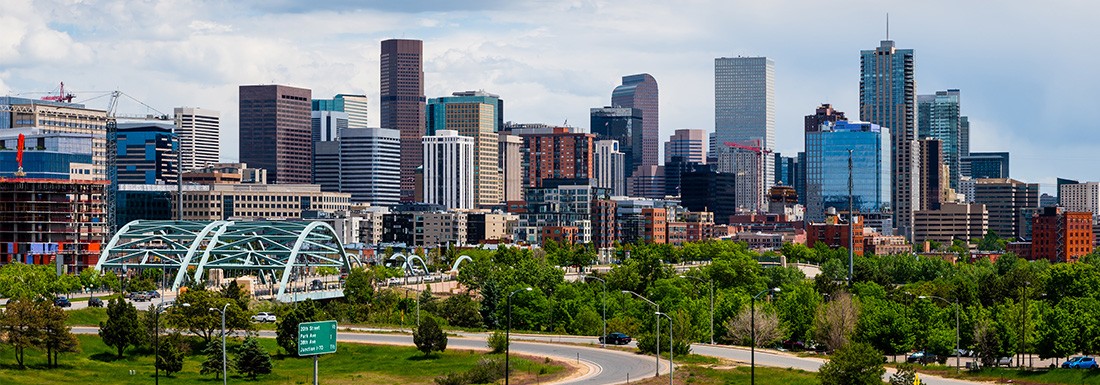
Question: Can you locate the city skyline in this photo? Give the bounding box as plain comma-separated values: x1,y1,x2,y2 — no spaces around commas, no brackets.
1,1,1097,193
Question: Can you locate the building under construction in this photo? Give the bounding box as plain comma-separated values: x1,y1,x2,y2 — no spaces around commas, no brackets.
0,178,108,270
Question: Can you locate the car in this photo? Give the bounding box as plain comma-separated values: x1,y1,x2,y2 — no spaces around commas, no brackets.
598,332,632,345
310,279,324,290
132,292,151,302
147,290,161,299
1063,356,1098,369
251,312,277,323
782,340,807,351
53,296,72,308
996,356,1013,367
907,351,941,365
88,297,104,307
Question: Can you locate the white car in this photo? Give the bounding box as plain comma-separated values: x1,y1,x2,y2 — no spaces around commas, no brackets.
251,312,277,323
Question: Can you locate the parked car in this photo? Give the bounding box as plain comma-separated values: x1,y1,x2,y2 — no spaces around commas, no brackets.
132,292,151,302
907,351,942,365
53,296,72,308
1063,356,1098,369
598,332,632,345
782,340,807,351
310,279,324,290
88,297,104,307
996,356,1013,367
251,312,277,323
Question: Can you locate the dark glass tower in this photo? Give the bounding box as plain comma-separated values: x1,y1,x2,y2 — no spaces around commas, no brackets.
380,39,425,202
611,74,659,168
591,106,643,177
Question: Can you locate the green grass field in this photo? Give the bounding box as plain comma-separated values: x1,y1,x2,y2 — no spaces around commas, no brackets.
631,365,821,385
0,335,565,385
924,367,1100,385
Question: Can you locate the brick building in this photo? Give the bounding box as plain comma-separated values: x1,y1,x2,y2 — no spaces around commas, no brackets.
1031,206,1094,263
806,210,864,256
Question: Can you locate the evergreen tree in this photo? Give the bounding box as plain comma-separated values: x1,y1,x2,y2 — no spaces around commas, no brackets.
276,299,322,355
156,333,185,377
413,315,448,356
234,337,273,380
818,342,885,385
99,297,140,358
201,339,226,379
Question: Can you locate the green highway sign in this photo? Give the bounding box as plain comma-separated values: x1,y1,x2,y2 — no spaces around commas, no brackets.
298,320,338,356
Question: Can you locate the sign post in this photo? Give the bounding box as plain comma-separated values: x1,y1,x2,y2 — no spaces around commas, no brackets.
298,320,338,385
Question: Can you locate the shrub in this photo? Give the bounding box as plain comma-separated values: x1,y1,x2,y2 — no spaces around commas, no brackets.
487,330,508,353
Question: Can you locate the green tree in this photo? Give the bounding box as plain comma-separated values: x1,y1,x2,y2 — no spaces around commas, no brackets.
343,267,375,305
487,330,508,353
776,282,820,342
78,267,102,292
0,298,43,368
276,299,323,355
436,294,483,328
165,288,252,343
234,336,273,380
99,297,141,358
0,263,57,300
156,332,186,377
413,315,448,356
222,280,250,311
201,338,226,379
856,297,914,361
977,230,1007,251
39,302,79,368
817,342,885,385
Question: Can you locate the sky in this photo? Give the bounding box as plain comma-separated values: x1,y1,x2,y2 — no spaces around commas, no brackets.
1,0,1097,194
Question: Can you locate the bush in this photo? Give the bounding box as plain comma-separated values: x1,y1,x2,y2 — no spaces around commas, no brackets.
818,342,885,385
414,315,448,356
433,358,505,385
487,330,508,353
234,336,273,380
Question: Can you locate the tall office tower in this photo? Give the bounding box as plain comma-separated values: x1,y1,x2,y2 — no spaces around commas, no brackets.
918,139,945,211
594,139,626,196
311,110,348,142
422,130,474,210
665,129,706,165
341,128,401,206
498,133,524,202
860,39,918,238
680,165,737,225
173,107,220,171
520,127,594,188
380,39,425,202
774,153,798,187
805,104,848,132
591,106,643,177
239,84,312,184
313,141,341,192
917,89,963,189
961,152,1010,179
312,94,369,128
795,152,807,205
1060,181,1100,223
427,91,503,207
959,116,970,157
715,56,775,198
611,74,659,168
973,178,1039,239
804,121,891,222
115,123,180,184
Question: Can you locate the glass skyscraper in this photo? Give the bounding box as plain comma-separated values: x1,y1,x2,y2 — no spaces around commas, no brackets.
715,56,775,211
805,121,891,222
917,89,965,190
611,74,659,168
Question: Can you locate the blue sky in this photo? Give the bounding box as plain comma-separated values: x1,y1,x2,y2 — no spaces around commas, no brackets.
1,0,1096,193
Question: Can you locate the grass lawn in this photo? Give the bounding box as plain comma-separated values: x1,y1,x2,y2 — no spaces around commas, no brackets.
65,307,108,326
919,367,1100,385
631,364,820,385
0,334,566,385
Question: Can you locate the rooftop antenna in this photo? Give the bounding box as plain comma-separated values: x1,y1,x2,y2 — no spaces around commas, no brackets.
886,13,890,40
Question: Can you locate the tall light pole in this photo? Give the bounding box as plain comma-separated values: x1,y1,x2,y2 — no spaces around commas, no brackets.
406,287,424,327
155,302,188,385
752,288,780,385
209,303,230,385
919,295,960,372
680,275,714,344
505,287,532,385
847,149,854,285
623,290,660,376
656,312,673,385
583,275,607,348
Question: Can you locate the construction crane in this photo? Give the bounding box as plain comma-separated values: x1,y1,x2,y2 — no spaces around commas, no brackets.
41,82,76,103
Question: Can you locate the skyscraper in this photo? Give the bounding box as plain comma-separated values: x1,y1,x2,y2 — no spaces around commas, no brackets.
804,121,891,222
593,139,626,196
805,104,847,132
973,178,1039,239
311,110,348,143
918,138,945,211
312,94,369,128
591,106,643,177
665,129,707,165
239,84,312,184
715,56,775,208
422,130,474,210
961,152,1010,179
380,39,425,202
611,74,659,168
498,133,524,202
917,89,963,189
427,91,504,207
520,127,594,188
173,107,220,171
115,123,179,185
860,39,918,237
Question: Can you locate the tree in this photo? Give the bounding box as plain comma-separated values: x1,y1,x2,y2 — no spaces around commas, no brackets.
437,294,483,328
156,333,186,377
165,288,252,343
727,305,782,348
413,315,448,356
222,280,250,311
343,267,375,305
39,302,79,368
487,330,508,353
78,267,102,292
973,318,1004,367
0,263,58,300
0,298,43,368
99,297,141,358
856,297,914,361
276,299,323,355
776,282,820,342
814,291,860,352
202,339,226,379
234,336,273,380
817,342,885,385
977,230,1007,251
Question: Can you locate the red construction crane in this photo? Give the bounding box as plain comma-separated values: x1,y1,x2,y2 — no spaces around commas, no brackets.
41,82,75,103
722,139,772,155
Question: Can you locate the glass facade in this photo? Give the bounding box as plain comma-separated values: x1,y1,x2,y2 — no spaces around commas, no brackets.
805,121,891,222
917,90,963,189
591,107,643,177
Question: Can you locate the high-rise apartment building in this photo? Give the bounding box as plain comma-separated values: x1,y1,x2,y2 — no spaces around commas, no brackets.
919,138,945,211
665,129,706,165
173,107,219,171
591,106,643,177
973,178,1039,239
427,91,503,207
805,104,848,132
913,202,988,245
1031,206,1095,263
593,140,626,196
313,128,401,207
520,127,594,188
498,133,524,202
380,39,425,202
959,116,970,158
860,39,918,238
312,94,369,128
1060,181,1100,223
715,56,775,200
918,90,964,190
611,74,659,168
422,130,474,210
961,152,1010,179
804,120,891,222
239,84,312,184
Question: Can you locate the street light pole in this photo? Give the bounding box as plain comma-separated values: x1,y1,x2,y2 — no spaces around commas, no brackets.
680,275,714,345
920,295,960,372
209,304,229,385
752,288,780,385
584,276,607,348
506,287,532,385
406,287,424,327
623,290,660,377
656,312,673,385
156,302,189,385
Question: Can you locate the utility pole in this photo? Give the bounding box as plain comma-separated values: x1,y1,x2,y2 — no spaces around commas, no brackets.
847,149,854,285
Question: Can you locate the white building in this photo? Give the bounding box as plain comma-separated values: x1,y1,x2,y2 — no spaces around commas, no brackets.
498,133,524,202
311,110,348,142
423,130,474,209
174,107,220,171
594,139,626,196
337,94,369,129
312,128,401,207
714,56,775,201
1061,181,1100,222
